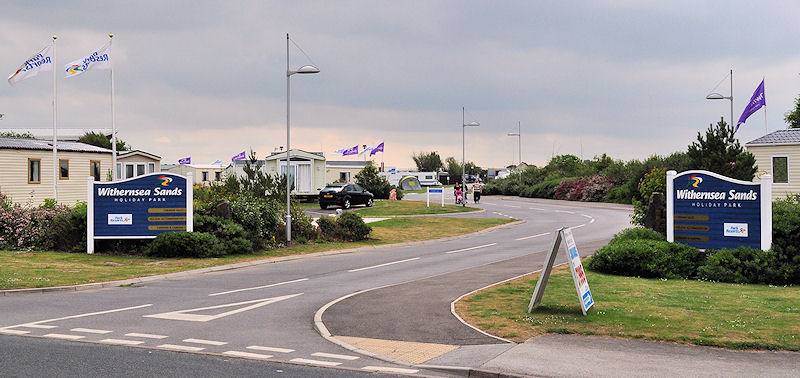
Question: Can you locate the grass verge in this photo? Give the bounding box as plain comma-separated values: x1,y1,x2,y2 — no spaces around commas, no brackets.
1,217,512,290
455,261,800,351
354,199,478,216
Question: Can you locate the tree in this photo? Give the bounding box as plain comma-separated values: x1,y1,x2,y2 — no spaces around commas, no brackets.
78,131,130,151
784,94,800,128
412,151,443,172
687,117,757,181
445,157,462,177
355,162,394,199
0,131,34,138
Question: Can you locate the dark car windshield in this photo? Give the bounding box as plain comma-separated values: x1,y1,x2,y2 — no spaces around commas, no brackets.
323,184,346,192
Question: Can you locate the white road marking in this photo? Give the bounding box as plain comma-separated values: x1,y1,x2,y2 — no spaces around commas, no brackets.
184,338,227,346
125,332,168,339
529,207,545,211
581,214,592,219
0,329,29,335
157,344,205,352
247,346,294,353
482,202,496,205
570,224,586,230
290,358,341,367
590,218,596,223
100,339,144,346
44,333,84,340
223,351,273,360
71,328,112,334
144,293,303,322
18,324,57,329
362,366,420,374
7,304,152,331
554,210,575,214
444,243,497,254
503,204,521,208
515,232,550,241
209,278,309,297
348,257,420,272
311,352,359,360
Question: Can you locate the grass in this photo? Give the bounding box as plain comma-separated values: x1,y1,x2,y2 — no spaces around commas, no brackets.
456,260,800,351
0,217,513,290
353,199,478,216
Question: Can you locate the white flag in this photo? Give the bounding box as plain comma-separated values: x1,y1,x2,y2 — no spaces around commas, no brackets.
8,45,54,86
64,42,111,78
359,145,374,156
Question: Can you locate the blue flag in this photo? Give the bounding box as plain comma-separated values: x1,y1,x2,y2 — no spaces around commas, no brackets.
370,142,384,156
342,145,358,156
736,79,765,132
178,157,191,165
231,151,246,162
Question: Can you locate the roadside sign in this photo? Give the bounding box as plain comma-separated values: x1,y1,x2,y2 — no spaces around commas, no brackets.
528,227,594,315
427,187,444,207
87,172,193,254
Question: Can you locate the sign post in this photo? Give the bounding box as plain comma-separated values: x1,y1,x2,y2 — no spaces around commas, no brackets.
667,170,771,250
87,172,193,254
528,227,594,315
427,187,444,207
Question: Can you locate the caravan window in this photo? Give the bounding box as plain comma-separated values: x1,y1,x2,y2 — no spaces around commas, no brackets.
28,158,41,184
136,164,146,176
148,163,155,173
59,159,69,180
125,164,135,179
90,160,101,181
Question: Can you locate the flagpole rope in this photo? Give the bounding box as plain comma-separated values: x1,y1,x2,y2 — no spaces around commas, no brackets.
289,37,318,67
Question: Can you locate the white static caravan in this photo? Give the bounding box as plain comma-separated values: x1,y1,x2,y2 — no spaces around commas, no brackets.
0,137,112,206
116,150,161,180
325,160,368,184
746,129,800,200
264,149,326,200
380,170,442,186
163,163,226,185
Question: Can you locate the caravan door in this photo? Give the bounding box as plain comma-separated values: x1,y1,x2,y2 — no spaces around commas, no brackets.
296,163,312,193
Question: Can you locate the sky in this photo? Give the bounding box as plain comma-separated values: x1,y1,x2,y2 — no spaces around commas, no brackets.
2,1,799,170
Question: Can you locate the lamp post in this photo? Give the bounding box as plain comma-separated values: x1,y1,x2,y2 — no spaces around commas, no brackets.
508,121,521,184
285,33,319,244
706,69,733,127
462,107,479,188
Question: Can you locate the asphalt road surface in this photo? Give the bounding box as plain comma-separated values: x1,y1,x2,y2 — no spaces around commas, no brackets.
1,193,632,376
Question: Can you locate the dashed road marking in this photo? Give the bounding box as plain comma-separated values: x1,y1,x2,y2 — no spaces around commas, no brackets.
590,218,596,223
515,232,550,241
581,214,592,219
529,207,545,211
184,338,227,346
348,257,420,273
290,358,341,367
310,352,359,360
71,328,112,334
554,210,575,214
125,332,168,339
209,278,309,297
223,351,273,360
362,366,420,374
6,304,153,332
100,339,144,346
44,333,84,340
571,224,586,230
247,346,294,353
157,344,205,352
0,329,29,335
503,204,521,208
18,324,57,329
444,243,497,254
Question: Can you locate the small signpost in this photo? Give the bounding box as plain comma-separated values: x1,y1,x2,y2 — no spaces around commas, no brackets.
87,172,193,254
528,227,594,315
427,187,444,207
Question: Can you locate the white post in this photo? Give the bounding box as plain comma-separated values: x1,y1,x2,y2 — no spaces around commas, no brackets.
426,187,430,207
52,35,58,203
441,187,444,207
86,176,94,254
110,34,117,182
186,172,193,232
760,173,772,250
666,170,677,242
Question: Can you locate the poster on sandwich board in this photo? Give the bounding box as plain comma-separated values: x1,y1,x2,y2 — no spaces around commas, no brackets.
528,227,594,315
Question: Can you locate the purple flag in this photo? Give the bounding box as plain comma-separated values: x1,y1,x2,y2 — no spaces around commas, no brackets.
231,151,246,162
178,157,191,165
370,142,384,156
342,145,358,156
736,79,765,132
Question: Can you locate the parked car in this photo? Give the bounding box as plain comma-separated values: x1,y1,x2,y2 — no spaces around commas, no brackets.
319,183,374,209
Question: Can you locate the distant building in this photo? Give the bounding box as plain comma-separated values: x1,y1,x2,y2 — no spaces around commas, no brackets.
116,150,161,180
163,163,225,185
745,129,800,200
264,149,326,199
325,160,368,184
0,137,111,205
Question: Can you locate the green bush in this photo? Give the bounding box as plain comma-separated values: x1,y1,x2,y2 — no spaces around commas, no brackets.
771,195,800,284
588,239,703,279
145,232,225,258
193,214,253,254
317,212,372,241
229,195,281,248
697,247,778,284
49,202,88,252
611,227,666,243
524,177,567,198
316,215,337,240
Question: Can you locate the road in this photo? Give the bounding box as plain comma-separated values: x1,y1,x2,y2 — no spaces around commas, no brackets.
1,194,632,376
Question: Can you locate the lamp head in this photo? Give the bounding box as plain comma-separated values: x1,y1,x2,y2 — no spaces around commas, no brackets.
296,65,320,74
706,92,728,100
463,121,480,127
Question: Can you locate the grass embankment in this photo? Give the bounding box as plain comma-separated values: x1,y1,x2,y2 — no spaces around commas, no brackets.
456,262,800,351
1,217,512,290
354,199,478,216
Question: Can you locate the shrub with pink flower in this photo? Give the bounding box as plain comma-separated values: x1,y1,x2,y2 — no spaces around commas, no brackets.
0,194,70,250
553,175,613,202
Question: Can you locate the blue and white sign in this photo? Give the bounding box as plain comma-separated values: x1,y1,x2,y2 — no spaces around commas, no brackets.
87,173,193,253
563,228,593,314
667,170,772,250
427,186,444,207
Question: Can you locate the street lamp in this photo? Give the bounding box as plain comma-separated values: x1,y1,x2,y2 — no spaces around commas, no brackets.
285,33,319,244
462,107,479,188
508,121,521,184
706,69,733,127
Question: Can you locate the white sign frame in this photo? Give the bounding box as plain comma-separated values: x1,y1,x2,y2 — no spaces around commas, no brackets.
427,187,444,207
528,227,594,315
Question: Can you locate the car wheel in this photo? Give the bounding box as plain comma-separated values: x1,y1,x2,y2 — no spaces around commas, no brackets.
320,204,328,209
343,199,351,209
366,198,373,207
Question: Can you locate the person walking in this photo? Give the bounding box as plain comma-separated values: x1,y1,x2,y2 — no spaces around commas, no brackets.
471,179,483,203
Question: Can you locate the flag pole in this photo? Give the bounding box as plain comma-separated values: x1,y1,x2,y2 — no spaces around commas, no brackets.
763,77,768,134
109,33,117,181
52,35,58,203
